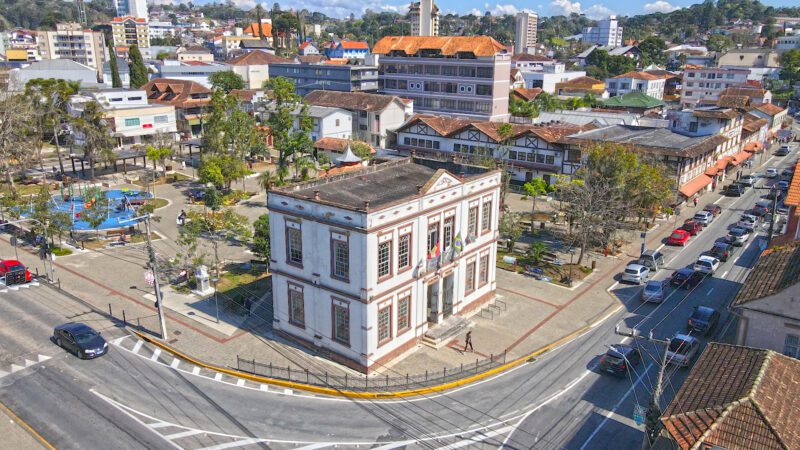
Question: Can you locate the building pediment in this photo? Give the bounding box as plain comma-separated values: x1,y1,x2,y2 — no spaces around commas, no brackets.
420,169,462,195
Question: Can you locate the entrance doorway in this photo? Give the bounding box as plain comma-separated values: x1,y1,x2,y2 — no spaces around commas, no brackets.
426,281,439,323
442,273,454,318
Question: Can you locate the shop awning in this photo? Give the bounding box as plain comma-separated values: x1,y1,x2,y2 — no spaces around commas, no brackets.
679,174,713,198
706,157,731,175
743,141,763,152
731,150,753,165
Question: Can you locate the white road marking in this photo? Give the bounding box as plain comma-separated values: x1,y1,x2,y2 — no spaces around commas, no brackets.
707,288,714,295
293,443,333,450
90,391,181,449
198,438,261,450
110,336,128,345
0,370,9,378
283,388,293,395
164,429,204,440
577,362,655,450
192,366,200,375
24,359,36,368
214,373,223,381
438,425,513,449
236,379,245,387
260,384,269,391
149,422,174,429
170,358,180,369
10,364,24,373
150,348,162,361
721,270,729,279
131,340,144,354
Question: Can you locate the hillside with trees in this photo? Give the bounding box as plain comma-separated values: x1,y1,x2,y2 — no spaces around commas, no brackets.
0,0,115,30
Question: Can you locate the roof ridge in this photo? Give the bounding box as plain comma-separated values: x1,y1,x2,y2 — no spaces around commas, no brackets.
748,353,791,450
690,397,751,450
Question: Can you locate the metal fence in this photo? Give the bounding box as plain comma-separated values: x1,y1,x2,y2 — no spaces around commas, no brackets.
236,351,508,392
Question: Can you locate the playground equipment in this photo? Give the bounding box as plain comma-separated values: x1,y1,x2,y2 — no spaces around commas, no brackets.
26,186,152,231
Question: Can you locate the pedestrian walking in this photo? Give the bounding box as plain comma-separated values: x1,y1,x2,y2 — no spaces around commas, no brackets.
181,160,186,170
693,196,698,207
243,297,253,316
464,330,474,352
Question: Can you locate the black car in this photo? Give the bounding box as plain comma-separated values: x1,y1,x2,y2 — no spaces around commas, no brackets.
53,323,108,359
670,268,705,289
687,306,720,336
707,241,733,262
598,344,641,377
749,207,769,219
725,183,746,197
187,189,205,203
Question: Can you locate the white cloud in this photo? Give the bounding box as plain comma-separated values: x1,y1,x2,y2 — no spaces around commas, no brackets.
584,4,614,19
644,0,680,13
468,8,483,16
550,0,581,16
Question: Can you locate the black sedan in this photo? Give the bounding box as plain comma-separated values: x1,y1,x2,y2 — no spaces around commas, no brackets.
53,323,108,359
670,268,705,289
598,344,641,377
688,306,720,336
707,241,734,262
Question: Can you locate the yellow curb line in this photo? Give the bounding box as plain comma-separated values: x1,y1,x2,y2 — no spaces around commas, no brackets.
0,400,56,450
133,318,599,399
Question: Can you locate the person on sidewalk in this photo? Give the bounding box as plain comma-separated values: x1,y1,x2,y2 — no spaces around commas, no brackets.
693,196,699,207
464,330,474,352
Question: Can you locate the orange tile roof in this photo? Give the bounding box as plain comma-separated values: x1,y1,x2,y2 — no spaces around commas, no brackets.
755,102,784,116
324,58,349,65
558,76,604,88
243,22,272,37
785,162,800,207
112,16,147,23
339,40,369,49
612,71,661,80
511,87,542,101
400,114,592,144
142,78,211,109
314,137,375,154
226,50,294,66
372,36,506,58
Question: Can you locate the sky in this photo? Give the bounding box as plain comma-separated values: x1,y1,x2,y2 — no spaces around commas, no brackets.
163,0,798,21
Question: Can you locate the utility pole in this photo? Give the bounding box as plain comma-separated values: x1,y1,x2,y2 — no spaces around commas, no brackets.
143,215,168,340
767,186,779,244
615,325,671,450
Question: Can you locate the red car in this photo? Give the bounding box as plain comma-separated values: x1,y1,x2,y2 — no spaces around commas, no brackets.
681,219,704,236
0,260,32,283
667,229,691,246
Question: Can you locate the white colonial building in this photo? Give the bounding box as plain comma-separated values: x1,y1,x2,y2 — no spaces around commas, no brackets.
268,157,500,372
605,71,666,100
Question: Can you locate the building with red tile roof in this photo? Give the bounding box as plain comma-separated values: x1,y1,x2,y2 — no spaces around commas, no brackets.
141,78,211,138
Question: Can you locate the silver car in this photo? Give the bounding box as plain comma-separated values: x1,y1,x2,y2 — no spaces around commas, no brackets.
622,264,650,284
642,280,668,303
665,334,701,367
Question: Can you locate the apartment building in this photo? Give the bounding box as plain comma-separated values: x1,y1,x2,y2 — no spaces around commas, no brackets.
141,78,211,138
227,50,294,89
681,67,749,107
111,16,151,60
409,0,439,36
148,21,176,40
374,36,511,121
268,156,500,372
581,16,623,47
38,23,107,73
268,61,379,96
514,12,538,55
605,71,666,100
520,63,586,93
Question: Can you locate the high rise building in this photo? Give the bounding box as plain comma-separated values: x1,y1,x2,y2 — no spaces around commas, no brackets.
111,16,151,59
114,0,147,19
409,0,439,36
581,15,623,47
514,12,538,54
38,23,107,74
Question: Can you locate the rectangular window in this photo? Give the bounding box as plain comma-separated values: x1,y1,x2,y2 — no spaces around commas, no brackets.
443,216,454,249
378,306,391,343
785,334,800,358
465,261,476,293
481,201,492,233
288,288,305,327
153,115,169,123
287,224,303,265
397,295,410,333
427,222,440,255
398,233,411,270
468,206,478,238
124,117,140,127
378,241,392,279
479,254,489,286
509,150,518,160
332,303,350,345
331,235,349,280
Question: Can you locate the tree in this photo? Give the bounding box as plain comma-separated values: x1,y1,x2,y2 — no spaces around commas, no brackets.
82,187,109,232
107,39,122,88
523,178,549,233
350,141,373,160
496,123,514,208
198,154,246,190
0,94,36,192
527,241,547,265
533,92,561,112
209,71,245,93
252,214,270,262
29,185,71,246
638,36,667,66
509,96,539,118
779,49,800,84
146,145,173,178
25,78,80,173
264,77,313,182
706,34,734,52
499,211,524,252
72,100,114,179
128,45,148,88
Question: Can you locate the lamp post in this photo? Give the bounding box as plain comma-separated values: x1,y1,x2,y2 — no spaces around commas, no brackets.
568,246,575,287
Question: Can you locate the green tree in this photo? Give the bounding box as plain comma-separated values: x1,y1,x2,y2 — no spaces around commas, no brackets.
779,49,800,83
198,154,246,190
706,34,734,52
264,77,313,182
499,211,524,252
107,39,122,88
203,186,223,211
523,178,549,233
533,92,562,112
527,241,547,265
638,36,667,66
350,141,373,160
252,213,270,262
209,71,245,93
128,45,148,88
146,145,173,178
82,187,110,232
72,100,114,179
509,96,539,118
25,78,80,173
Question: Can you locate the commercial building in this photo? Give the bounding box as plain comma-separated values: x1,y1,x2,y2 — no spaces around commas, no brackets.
514,12,538,55
141,78,211,138
605,71,666,100
520,63,586,94
8,59,103,91
681,67,749,107
111,16,151,60
374,36,511,121
114,0,147,19
153,60,230,88
409,0,439,36
176,46,214,63
304,90,410,148
227,50,294,89
38,23,107,73
581,16,623,47
268,156,501,372
268,61,378,96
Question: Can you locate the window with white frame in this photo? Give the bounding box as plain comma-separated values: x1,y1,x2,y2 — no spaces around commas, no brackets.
784,334,800,358
378,241,392,278
398,233,411,270
443,216,454,249
479,253,489,286
378,306,391,343
468,206,479,238
287,223,303,265
331,233,349,280
465,261,476,293
288,287,305,327
332,302,349,345
397,295,410,332
481,201,491,232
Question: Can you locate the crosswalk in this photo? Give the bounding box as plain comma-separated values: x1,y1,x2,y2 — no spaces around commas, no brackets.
0,354,51,380
0,278,40,293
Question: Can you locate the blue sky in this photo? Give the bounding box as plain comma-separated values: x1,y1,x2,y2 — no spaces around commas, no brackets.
179,0,797,20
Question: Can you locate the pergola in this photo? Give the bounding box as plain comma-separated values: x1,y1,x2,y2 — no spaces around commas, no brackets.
178,138,204,157
70,147,150,177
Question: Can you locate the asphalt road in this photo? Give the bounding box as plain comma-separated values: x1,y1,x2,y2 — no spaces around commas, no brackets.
0,142,796,450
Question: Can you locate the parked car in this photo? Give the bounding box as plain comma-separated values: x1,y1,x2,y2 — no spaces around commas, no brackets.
642,279,668,303
728,227,751,246
777,180,789,191
622,263,651,284
667,229,691,246
598,344,641,377
782,167,795,179
725,183,746,197
665,334,701,367
749,207,769,219
753,200,772,215
638,250,665,270
53,323,108,359
707,241,733,262
765,168,779,178
670,268,705,289
775,145,790,156
693,210,714,226
693,255,720,274
737,214,759,232
681,219,704,236
187,189,205,203
703,204,722,217
687,306,720,336
739,174,757,186
0,259,32,283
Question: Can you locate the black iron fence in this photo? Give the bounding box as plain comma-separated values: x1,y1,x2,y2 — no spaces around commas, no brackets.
236,350,508,392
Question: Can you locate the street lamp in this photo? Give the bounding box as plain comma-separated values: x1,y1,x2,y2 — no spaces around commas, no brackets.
567,246,576,287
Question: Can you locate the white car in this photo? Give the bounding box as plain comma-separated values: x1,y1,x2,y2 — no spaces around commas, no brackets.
765,168,779,178
737,214,758,231
728,227,751,246
622,263,650,284
739,174,756,186
693,210,714,226
693,255,720,274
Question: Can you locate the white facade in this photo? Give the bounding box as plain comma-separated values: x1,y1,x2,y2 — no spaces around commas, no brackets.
114,0,147,19
307,107,352,142
410,0,439,36
581,16,623,47
268,159,500,372
230,63,269,89
38,23,107,73
514,12,538,55
521,67,586,94
776,35,800,50
681,67,750,106
606,75,666,99
149,21,176,39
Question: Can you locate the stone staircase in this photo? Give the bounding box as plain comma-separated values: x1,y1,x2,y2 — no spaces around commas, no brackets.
421,315,472,349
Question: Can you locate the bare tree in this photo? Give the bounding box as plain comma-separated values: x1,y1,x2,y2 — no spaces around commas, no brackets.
0,94,36,193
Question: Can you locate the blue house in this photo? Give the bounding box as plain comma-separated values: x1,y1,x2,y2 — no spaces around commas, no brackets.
324,40,369,60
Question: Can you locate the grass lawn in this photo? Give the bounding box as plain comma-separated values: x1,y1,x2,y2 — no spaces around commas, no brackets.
170,173,192,182
146,198,169,209
216,265,271,306
497,249,592,286
0,183,58,198
51,246,73,256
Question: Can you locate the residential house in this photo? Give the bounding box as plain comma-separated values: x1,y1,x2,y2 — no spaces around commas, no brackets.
214,35,263,59
176,45,214,62
521,63,587,94
718,85,772,105
148,21,176,40
324,40,369,60
681,67,749,107
739,112,769,155
554,76,608,99
313,137,375,161
3,29,40,61
153,60,229,88
229,89,266,112
573,45,640,67
303,90,410,148
239,39,274,54
510,53,555,71
37,23,107,74
642,69,681,100
8,59,102,91
509,68,525,89
601,91,665,114
242,20,273,46
395,114,591,183
658,343,800,450
750,102,788,142
581,16,623,47
269,61,378,96
510,87,542,102
718,48,782,81
373,36,511,121
260,104,352,142
227,50,294,89
665,45,711,66
776,34,800,50
141,77,211,138
298,41,319,55
111,16,151,60
268,156,500,372
605,71,665,99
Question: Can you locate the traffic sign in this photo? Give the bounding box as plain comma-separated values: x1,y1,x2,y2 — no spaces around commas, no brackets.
633,403,646,426
144,270,155,286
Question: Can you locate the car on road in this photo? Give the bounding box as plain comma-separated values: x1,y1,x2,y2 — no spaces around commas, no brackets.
642,279,668,303
667,229,691,246
707,241,733,262
670,268,705,289
725,183,746,197
776,145,790,156
665,334,701,367
739,174,757,186
681,219,704,236
765,168,779,178
693,255,720,274
598,344,641,377
687,306,720,336
777,180,789,191
693,210,714,226
622,263,650,284
703,204,722,217
782,166,795,178
638,250,665,270
53,323,108,359
753,200,773,215
728,227,751,246
0,259,32,283
737,214,759,231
